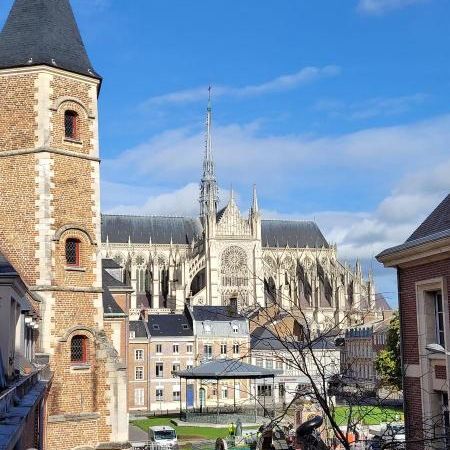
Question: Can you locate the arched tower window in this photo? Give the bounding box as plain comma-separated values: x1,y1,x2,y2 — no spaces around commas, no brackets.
71,335,88,363
65,238,80,266
64,110,79,140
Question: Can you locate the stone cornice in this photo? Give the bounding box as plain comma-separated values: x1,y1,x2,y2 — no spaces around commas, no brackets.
0,146,100,162
377,236,450,268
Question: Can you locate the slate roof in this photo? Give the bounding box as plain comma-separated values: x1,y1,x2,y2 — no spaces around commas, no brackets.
0,0,100,79
102,264,127,316
377,194,450,259
130,320,148,338
190,306,246,322
102,287,125,316
407,194,450,242
375,293,391,311
101,214,203,245
176,359,280,379
148,313,193,337
102,268,130,290
261,220,329,248
251,326,337,351
0,252,17,275
102,258,122,269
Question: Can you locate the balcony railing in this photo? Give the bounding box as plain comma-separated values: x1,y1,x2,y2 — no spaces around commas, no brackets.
0,364,52,450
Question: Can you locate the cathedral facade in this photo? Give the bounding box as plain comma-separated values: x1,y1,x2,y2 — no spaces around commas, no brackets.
102,98,377,330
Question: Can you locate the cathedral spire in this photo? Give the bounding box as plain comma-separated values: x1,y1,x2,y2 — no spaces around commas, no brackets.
251,184,259,214
200,86,218,218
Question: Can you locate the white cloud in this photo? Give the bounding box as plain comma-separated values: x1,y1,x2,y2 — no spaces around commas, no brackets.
315,93,427,120
103,114,450,190
142,66,341,107
101,113,450,303
357,0,428,15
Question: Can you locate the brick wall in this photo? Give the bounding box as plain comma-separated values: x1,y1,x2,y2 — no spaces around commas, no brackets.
0,66,124,449
398,258,450,450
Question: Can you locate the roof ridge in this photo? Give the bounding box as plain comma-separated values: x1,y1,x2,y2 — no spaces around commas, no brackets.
261,218,317,224
102,213,197,220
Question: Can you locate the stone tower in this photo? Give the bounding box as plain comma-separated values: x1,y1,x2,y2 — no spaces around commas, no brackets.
0,1,128,449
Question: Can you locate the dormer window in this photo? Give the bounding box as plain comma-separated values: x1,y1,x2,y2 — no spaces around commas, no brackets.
65,238,80,266
64,110,79,140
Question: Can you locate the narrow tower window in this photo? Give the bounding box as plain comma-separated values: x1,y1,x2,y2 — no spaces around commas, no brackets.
71,335,88,363
64,110,79,140
65,238,80,266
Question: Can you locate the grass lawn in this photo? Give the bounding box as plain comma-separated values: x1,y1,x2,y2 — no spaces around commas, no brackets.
131,416,238,441
333,406,404,426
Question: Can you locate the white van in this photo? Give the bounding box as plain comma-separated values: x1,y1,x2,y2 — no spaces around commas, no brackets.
148,426,178,448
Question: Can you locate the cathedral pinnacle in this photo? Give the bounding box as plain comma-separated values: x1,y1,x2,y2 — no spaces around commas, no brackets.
200,87,219,218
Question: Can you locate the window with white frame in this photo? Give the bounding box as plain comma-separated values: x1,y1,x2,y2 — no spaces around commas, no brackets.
220,344,227,355
156,388,163,401
275,360,283,370
232,324,239,334
156,363,164,378
134,388,145,406
266,359,273,369
187,344,193,353
156,344,162,354
173,390,181,401
135,366,144,380
135,349,144,361
187,364,193,370
129,330,135,339
173,344,179,354
204,344,212,359
222,387,228,399
172,364,180,378
256,358,263,367
435,291,445,347
233,343,239,354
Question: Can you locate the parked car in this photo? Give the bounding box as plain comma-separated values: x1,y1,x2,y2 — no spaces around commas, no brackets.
148,426,178,449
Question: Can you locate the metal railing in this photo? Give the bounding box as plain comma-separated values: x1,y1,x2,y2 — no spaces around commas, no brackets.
0,364,52,415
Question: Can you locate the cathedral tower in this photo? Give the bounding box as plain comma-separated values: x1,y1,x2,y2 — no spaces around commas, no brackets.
0,1,128,449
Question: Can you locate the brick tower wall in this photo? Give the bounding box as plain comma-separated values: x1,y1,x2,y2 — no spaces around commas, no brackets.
0,66,128,450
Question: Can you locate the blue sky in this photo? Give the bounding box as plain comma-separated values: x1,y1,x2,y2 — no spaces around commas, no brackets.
2,0,450,306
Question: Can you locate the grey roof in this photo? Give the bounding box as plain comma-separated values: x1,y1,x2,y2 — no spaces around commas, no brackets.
345,327,373,339
101,214,329,248
375,293,391,311
130,320,148,338
148,313,193,337
261,220,329,248
102,265,127,316
102,287,125,316
377,194,450,260
0,252,17,275
102,258,122,269
190,306,246,322
0,0,100,79
251,326,337,352
102,267,131,290
176,359,280,379
407,194,450,242
101,214,203,245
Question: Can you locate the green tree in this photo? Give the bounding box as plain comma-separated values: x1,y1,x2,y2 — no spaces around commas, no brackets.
375,312,402,390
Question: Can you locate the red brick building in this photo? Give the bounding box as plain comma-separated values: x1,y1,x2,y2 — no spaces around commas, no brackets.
377,194,450,450
0,0,130,448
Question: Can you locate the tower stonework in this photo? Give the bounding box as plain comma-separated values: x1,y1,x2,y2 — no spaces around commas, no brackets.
0,1,128,449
